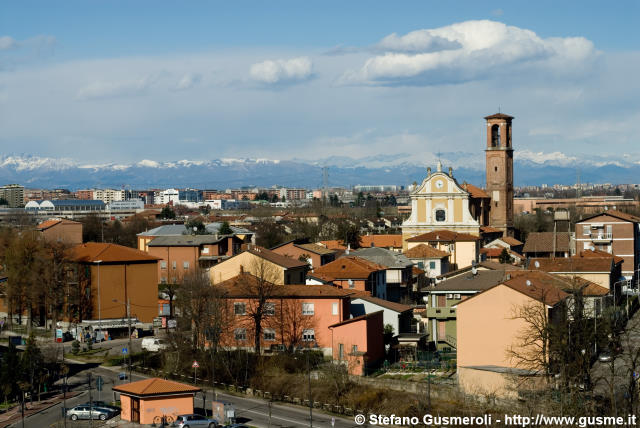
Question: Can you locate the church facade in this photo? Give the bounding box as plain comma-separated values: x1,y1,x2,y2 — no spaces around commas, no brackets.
401,113,514,251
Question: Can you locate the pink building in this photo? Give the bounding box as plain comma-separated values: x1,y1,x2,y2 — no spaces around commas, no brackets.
329,311,385,375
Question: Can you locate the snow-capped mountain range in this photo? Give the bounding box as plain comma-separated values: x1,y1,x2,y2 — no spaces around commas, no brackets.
0,152,638,190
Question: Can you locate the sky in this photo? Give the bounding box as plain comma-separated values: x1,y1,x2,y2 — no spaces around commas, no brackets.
1,1,639,168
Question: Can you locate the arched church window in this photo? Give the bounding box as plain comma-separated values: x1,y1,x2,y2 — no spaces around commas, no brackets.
491,124,500,147
435,209,446,222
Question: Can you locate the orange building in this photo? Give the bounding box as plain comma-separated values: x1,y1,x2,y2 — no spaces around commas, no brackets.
113,378,201,425
36,218,83,245
456,273,568,397
311,256,387,300
147,235,244,283
360,234,403,252
271,239,336,268
329,311,385,375
70,243,160,324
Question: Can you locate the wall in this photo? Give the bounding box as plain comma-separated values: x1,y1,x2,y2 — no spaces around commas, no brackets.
139,394,194,425
90,262,158,323
148,246,200,283
272,242,323,268
120,395,132,421
209,252,285,284
41,223,83,245
457,284,542,368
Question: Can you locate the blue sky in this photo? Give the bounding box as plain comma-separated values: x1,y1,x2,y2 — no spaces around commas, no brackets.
1,1,639,169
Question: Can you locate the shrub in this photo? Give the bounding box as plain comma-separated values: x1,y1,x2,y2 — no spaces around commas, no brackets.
71,340,80,355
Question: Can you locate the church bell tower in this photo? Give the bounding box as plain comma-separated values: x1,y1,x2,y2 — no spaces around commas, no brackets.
485,113,514,236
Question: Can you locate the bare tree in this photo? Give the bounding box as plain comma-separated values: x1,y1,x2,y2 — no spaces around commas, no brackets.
236,258,280,354
271,298,317,352
176,268,217,350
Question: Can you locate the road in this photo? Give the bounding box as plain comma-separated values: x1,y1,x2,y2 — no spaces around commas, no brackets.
18,363,362,428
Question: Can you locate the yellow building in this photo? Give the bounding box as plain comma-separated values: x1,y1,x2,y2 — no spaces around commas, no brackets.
401,161,489,251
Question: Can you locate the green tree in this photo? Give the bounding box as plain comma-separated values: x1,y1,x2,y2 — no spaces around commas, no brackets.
160,206,176,219
219,221,233,235
498,247,512,264
337,220,362,249
185,217,207,234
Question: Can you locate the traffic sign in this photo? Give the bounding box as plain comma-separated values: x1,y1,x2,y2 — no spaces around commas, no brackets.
192,361,199,368
122,347,128,355
56,329,63,343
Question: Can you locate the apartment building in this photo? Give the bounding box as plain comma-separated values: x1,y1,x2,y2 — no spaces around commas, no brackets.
575,210,640,280
0,184,25,207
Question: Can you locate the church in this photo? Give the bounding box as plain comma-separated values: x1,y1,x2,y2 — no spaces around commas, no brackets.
401,113,515,252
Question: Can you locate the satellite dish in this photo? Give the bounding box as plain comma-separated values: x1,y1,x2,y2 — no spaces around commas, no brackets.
526,280,532,287
471,266,478,275
534,261,540,269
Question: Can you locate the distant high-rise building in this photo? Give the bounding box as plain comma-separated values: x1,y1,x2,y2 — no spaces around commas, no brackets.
0,184,25,207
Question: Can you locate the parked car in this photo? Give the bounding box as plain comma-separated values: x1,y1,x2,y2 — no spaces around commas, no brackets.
118,372,127,380
78,401,120,411
141,337,168,352
67,405,115,421
175,413,219,427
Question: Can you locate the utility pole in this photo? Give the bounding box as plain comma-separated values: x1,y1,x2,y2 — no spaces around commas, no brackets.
127,298,132,383
88,372,93,428
96,260,102,341
307,351,312,428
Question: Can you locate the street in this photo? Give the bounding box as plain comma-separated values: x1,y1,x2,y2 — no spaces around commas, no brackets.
15,361,362,428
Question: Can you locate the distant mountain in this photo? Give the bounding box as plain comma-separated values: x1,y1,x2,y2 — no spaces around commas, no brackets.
0,153,637,190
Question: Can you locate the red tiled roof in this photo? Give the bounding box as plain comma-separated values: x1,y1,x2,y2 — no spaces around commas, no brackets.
462,183,490,199
480,226,502,234
246,246,308,269
501,237,524,246
485,113,514,120
404,244,450,259
406,230,480,242
318,240,347,251
328,310,383,328
313,256,386,280
522,232,571,254
578,209,640,224
578,249,624,265
502,272,569,306
112,378,200,396
360,235,403,248
412,266,425,276
480,248,523,259
216,273,353,298
70,243,160,263
352,295,413,313
530,256,614,273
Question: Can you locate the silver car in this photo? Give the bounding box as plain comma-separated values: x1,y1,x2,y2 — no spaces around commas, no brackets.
175,413,219,427
67,405,114,421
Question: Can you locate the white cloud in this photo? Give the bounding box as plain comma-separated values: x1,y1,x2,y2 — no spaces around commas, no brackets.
137,159,160,168
340,20,597,85
174,73,202,91
0,36,17,50
249,56,313,84
76,76,152,100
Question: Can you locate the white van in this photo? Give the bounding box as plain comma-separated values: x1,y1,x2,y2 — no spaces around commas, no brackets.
141,337,168,352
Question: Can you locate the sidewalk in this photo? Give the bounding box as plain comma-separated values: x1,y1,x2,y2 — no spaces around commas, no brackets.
0,391,82,428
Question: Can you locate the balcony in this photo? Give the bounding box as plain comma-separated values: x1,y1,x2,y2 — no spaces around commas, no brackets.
426,307,456,319
590,232,612,243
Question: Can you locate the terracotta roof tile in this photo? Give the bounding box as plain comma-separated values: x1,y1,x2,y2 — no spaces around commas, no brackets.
522,232,571,253
318,240,347,250
313,256,385,279
295,243,336,256
406,230,480,242
216,273,353,298
352,295,413,313
501,237,524,246
579,209,640,224
360,235,403,248
462,183,490,199
404,244,450,259
70,243,160,263
484,113,514,120
530,256,614,273
246,246,308,269
112,378,200,396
